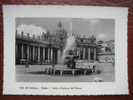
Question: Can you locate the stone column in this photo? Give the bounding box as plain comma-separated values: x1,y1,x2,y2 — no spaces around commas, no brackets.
77,48,79,59
47,48,50,61
38,47,40,62
94,48,96,61
76,48,79,57
27,45,29,60
21,44,24,59
88,48,90,62
79,48,81,59
83,48,86,60
51,48,53,62
78,47,80,60
43,47,45,61
57,49,61,64
32,46,35,61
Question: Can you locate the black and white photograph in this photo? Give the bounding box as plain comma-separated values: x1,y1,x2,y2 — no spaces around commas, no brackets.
15,18,115,82
3,5,128,95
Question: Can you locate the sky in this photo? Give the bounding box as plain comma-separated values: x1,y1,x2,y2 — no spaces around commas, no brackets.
16,18,114,41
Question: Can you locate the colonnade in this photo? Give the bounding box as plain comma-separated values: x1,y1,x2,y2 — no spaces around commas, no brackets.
16,43,96,64
16,43,58,64
76,47,96,61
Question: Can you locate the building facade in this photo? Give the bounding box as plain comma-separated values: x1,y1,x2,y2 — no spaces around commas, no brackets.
97,40,115,63
16,22,97,65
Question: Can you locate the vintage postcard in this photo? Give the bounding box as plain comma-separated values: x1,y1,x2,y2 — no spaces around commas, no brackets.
3,5,128,95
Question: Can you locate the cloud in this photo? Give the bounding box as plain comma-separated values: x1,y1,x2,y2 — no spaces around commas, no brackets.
97,33,106,40
89,19,100,25
17,24,47,37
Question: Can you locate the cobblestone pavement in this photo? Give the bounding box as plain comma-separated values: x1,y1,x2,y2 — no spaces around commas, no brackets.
16,63,114,82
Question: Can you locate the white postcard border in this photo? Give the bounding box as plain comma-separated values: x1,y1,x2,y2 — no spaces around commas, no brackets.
3,5,128,95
